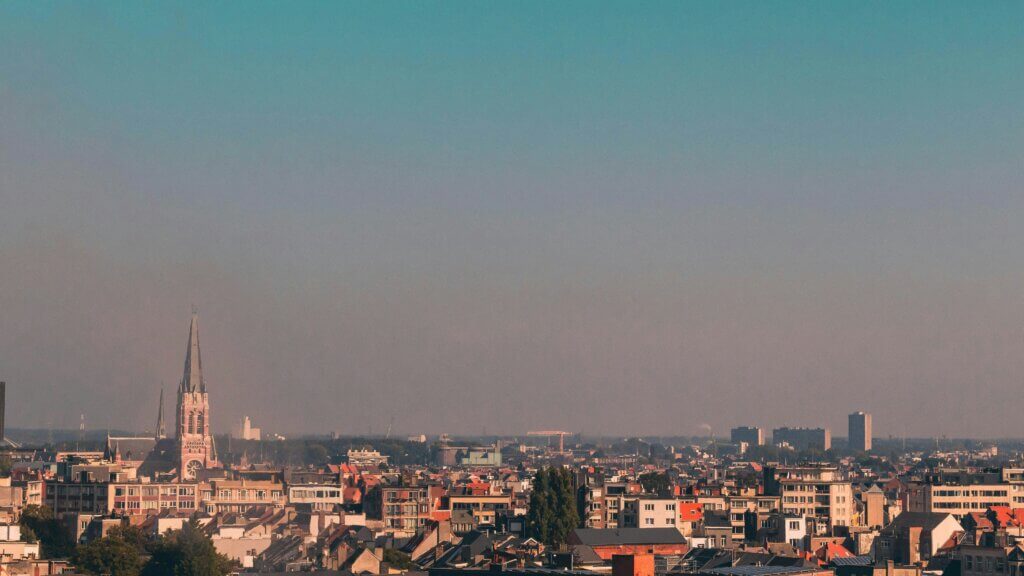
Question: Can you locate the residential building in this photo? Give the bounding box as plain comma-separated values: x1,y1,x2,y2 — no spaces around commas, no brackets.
367,485,441,534
775,465,853,534
876,511,962,565
620,497,678,529
960,545,1024,576
773,427,832,451
731,427,765,447
908,483,1024,516
849,412,872,452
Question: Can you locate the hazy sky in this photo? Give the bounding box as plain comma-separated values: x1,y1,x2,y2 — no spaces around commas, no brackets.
1,2,1023,438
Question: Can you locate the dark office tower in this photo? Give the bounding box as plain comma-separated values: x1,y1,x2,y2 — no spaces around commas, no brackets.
731,426,764,446
772,427,832,451
849,411,872,452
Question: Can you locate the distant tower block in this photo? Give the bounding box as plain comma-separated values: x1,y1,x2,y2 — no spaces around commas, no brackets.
849,411,872,452
240,415,261,441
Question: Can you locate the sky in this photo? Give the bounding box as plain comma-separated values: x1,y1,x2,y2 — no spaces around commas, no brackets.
1,1,1023,439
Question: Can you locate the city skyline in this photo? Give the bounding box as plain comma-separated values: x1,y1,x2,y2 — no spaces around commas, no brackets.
2,2,1024,437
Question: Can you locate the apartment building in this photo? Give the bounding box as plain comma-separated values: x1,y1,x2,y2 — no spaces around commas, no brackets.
773,427,832,451
728,492,782,543
579,484,606,529
43,482,109,517
907,483,1024,516
602,481,643,529
201,479,286,514
367,485,442,534
959,545,1024,576
448,493,513,527
111,482,199,515
731,427,765,447
288,484,344,511
849,412,872,452
620,497,678,528
775,465,853,534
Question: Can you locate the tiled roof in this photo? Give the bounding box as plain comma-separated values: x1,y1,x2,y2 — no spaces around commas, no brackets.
571,528,687,546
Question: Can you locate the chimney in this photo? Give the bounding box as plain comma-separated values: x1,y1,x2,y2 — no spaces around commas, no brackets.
613,554,655,576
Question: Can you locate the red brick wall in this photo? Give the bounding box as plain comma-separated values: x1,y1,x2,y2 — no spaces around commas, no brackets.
592,544,689,561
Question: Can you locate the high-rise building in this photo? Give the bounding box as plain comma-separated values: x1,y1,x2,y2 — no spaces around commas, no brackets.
731,426,764,446
849,411,872,452
773,427,831,451
239,415,261,441
176,313,218,479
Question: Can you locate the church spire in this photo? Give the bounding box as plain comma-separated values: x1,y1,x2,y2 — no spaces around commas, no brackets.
180,310,205,393
156,386,166,440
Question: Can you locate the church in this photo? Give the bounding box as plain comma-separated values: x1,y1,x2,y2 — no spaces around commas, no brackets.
106,312,220,480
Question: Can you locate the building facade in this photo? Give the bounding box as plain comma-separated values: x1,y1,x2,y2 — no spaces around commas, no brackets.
773,427,832,451
731,427,765,447
849,412,872,452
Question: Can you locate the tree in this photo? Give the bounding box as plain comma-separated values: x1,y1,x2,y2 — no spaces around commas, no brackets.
638,472,671,495
142,521,233,576
19,505,75,558
526,467,579,548
305,443,330,465
73,533,143,576
382,548,415,570
106,525,151,555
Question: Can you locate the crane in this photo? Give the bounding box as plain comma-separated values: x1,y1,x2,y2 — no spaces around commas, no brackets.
527,430,572,454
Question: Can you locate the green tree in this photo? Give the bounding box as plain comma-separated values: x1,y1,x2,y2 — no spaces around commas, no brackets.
305,443,331,465
638,472,671,495
382,548,415,570
142,522,233,576
19,505,75,558
73,532,143,576
526,467,579,548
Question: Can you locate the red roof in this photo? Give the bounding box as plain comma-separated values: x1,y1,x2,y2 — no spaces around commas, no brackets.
810,541,853,566
989,506,1024,528
679,502,704,522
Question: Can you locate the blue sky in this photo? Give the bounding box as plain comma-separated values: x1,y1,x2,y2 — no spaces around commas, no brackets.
1,2,1022,437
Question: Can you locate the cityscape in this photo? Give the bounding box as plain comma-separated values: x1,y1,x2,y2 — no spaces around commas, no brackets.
3,2,1024,576
0,311,1022,576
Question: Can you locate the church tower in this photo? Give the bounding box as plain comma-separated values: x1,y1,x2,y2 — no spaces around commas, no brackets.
155,386,166,440
176,312,218,479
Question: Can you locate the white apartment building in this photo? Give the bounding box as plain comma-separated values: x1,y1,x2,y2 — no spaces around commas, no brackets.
620,497,679,528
